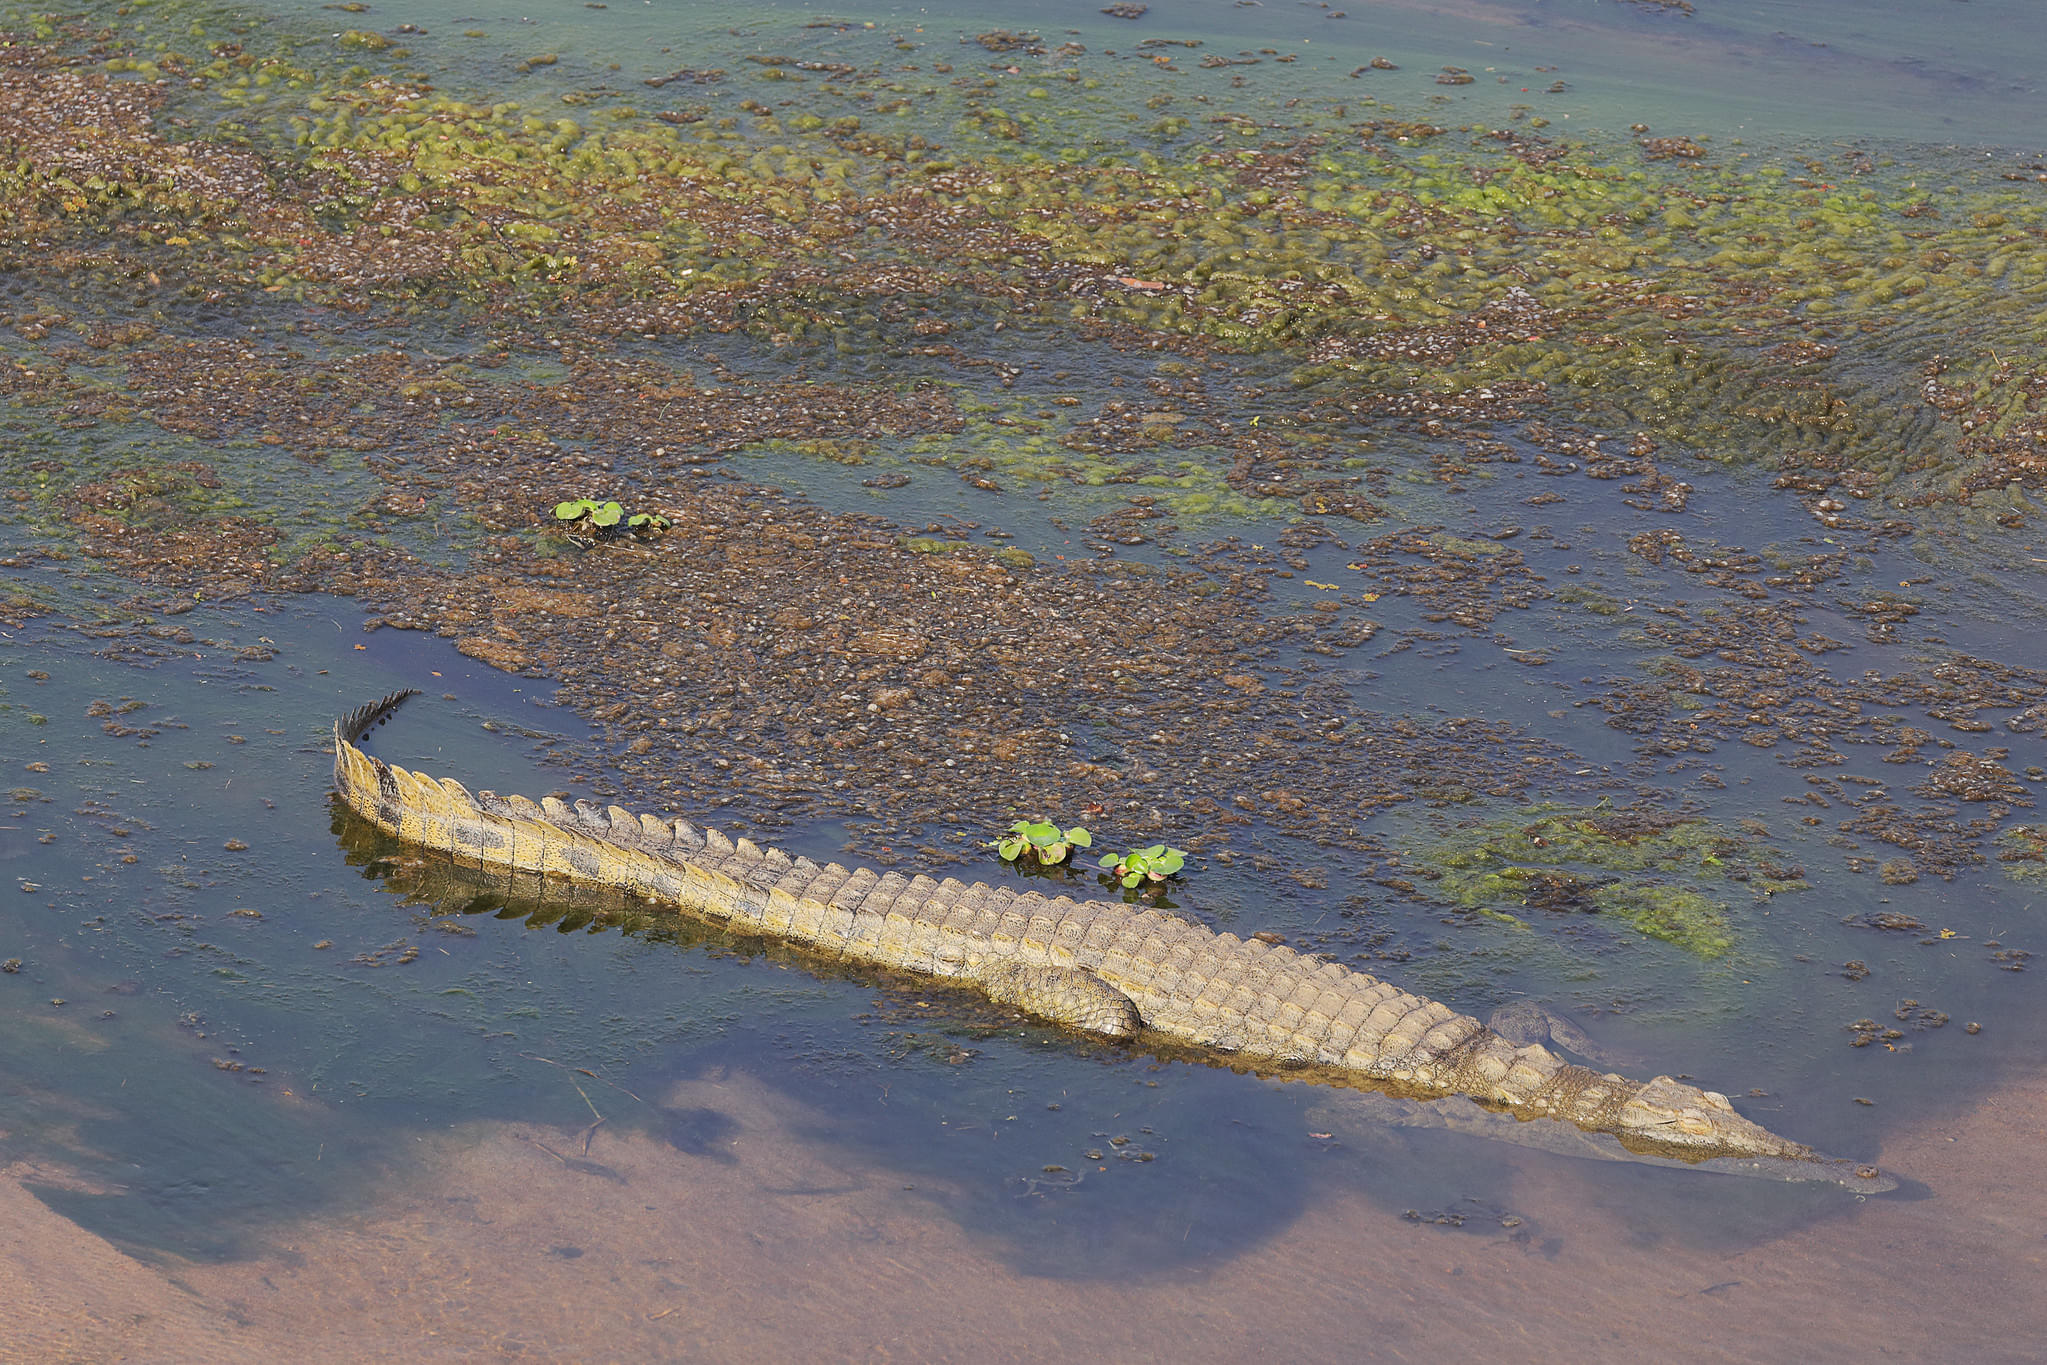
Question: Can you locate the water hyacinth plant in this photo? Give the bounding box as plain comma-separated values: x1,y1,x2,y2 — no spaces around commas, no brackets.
552,499,670,539
554,497,623,528
1098,844,1186,888
994,819,1093,866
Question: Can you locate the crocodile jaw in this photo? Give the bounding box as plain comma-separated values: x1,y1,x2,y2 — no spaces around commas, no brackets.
1615,1075,1814,1160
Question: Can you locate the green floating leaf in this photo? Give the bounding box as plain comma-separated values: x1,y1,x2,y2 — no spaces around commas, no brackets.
1065,827,1093,849
590,501,624,527
554,498,597,520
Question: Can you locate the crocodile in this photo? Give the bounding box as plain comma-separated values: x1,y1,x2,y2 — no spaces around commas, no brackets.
333,689,1885,1184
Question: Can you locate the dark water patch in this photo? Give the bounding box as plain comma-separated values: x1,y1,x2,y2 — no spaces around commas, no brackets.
0,597,630,1252
781,1043,1312,1279
658,1102,740,1159
7,1031,388,1264
332,825,1311,1274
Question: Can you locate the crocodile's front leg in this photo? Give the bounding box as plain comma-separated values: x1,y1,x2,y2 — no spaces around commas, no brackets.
976,959,1142,1039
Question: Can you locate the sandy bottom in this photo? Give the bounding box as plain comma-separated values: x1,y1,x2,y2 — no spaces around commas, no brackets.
2,1064,2040,1365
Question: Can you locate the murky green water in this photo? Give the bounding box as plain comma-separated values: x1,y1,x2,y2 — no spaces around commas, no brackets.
2,0,2045,1356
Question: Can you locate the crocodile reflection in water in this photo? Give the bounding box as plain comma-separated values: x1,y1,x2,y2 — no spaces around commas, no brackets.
333,689,1890,1189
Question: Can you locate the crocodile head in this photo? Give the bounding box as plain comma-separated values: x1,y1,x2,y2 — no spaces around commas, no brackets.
1615,1074,1815,1160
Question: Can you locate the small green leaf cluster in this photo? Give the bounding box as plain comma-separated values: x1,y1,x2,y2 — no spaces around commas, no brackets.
555,497,623,527
553,498,672,538
994,819,1092,866
1098,845,1187,888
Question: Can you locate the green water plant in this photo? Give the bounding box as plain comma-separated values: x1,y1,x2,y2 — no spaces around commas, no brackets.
552,499,670,539
1995,824,2047,885
1098,844,1186,888
994,819,1092,866
554,497,623,529
1395,803,1811,959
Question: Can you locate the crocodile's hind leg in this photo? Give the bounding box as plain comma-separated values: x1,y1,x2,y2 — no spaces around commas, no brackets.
977,960,1142,1040
1488,1000,1638,1070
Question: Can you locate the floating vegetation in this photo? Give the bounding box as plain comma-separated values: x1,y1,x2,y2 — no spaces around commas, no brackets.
0,0,2039,527
551,497,670,539
994,820,1093,867
1995,825,2047,885
0,0,2042,906
1098,843,1187,888
1399,803,1810,957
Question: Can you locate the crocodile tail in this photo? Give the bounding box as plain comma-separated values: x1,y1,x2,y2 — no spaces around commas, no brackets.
333,690,423,835
337,688,422,745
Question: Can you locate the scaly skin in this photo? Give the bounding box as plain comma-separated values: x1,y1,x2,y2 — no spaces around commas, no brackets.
333,690,1853,1168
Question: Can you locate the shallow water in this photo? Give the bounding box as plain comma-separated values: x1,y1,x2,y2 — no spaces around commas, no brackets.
296,0,2047,145
3,0,2046,1358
